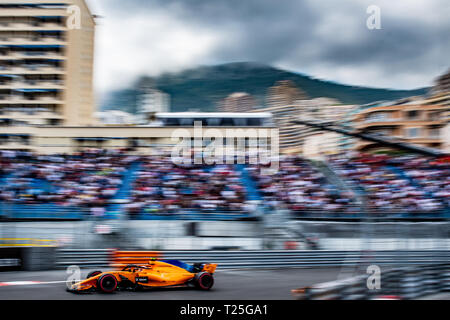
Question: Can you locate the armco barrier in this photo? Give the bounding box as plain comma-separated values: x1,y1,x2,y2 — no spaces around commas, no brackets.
55,249,450,270
0,246,56,271
56,249,114,268
0,238,57,247
291,263,450,300
159,250,450,268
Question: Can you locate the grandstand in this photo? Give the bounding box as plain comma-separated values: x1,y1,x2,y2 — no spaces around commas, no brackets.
249,156,359,217
329,153,449,217
0,149,449,221
154,112,274,127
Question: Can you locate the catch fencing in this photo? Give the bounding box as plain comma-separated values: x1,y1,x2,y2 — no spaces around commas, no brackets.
55,249,450,269
292,263,450,300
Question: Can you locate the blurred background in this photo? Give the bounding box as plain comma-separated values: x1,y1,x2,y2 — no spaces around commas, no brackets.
0,0,448,300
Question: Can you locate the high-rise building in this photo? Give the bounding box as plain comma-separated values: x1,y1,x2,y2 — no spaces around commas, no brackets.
258,82,350,154
266,80,308,108
431,68,450,95
138,86,170,123
353,97,449,152
255,81,306,153
299,99,356,158
220,92,256,112
443,123,450,153
0,0,96,128
95,110,136,125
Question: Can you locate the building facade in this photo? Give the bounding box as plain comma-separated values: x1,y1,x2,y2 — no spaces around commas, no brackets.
431,68,450,95
302,131,343,159
220,92,256,113
0,0,96,129
138,87,170,124
256,85,354,154
353,99,449,152
443,123,450,153
1,112,276,155
95,110,136,125
299,100,357,159
266,80,308,108
0,0,96,150
253,81,308,153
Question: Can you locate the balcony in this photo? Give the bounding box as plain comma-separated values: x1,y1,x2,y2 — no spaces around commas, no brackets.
357,118,445,129
0,80,64,89
357,120,400,129
0,51,62,60
0,109,63,120
0,36,66,46
364,117,397,123
0,22,66,31
0,94,63,104
427,130,441,139
0,65,64,74
0,8,68,18
15,51,65,59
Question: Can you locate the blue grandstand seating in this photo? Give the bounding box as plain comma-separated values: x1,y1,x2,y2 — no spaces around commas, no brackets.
105,161,142,219
235,164,262,201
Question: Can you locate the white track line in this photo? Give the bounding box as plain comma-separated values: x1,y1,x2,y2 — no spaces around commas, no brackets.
0,270,253,287
0,280,69,287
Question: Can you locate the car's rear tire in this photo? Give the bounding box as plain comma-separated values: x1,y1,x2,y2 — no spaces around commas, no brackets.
195,272,214,290
97,274,117,293
87,270,102,279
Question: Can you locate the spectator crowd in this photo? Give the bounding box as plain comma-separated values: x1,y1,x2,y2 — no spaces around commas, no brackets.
0,149,448,218
330,153,449,214
249,155,357,215
126,156,250,217
0,149,131,209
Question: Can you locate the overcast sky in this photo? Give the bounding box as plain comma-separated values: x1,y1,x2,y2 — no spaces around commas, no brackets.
87,0,449,95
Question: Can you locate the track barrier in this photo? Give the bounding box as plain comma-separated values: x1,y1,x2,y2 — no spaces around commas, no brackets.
0,238,57,247
1,246,56,271
291,263,450,300
55,249,450,269
55,249,114,268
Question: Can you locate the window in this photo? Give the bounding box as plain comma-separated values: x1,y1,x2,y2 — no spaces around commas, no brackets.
406,110,420,119
406,127,421,138
366,112,389,122
428,127,440,138
428,112,440,121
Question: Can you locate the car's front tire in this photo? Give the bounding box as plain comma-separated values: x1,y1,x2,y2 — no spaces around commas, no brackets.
194,272,214,290
97,274,118,293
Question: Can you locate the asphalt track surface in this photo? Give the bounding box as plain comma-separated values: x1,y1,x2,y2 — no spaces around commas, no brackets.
0,267,348,300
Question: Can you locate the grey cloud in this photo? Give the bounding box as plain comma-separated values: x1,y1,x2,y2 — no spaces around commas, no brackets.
92,0,450,89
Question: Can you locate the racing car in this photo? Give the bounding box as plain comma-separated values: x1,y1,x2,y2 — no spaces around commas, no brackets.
68,259,217,293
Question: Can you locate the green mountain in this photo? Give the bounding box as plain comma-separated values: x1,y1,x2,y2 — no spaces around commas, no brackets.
100,62,428,113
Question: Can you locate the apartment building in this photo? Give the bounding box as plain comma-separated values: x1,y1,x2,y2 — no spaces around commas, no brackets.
266,80,308,107
444,123,450,153
257,83,354,154
300,101,357,159
0,0,96,149
138,86,170,124
95,110,136,125
251,81,305,153
431,68,450,95
220,92,256,113
353,98,449,152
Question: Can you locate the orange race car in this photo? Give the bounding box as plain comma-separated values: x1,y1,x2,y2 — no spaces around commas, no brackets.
67,259,217,293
